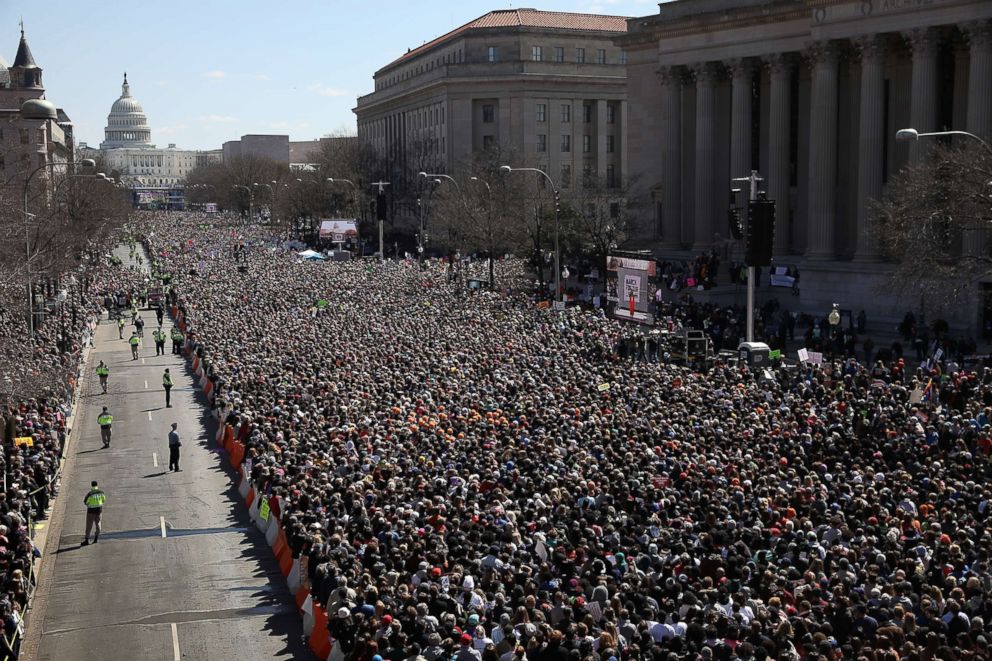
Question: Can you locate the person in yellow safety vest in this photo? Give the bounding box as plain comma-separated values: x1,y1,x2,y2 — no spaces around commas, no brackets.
118,316,125,339
153,327,166,356
171,327,184,355
129,331,140,360
163,368,174,408
97,406,113,447
82,480,106,546
95,361,110,394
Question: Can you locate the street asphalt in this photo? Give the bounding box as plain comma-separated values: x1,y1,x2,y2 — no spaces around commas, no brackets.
22,249,309,660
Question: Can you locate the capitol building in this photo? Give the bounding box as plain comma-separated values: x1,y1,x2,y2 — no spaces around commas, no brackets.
80,74,220,187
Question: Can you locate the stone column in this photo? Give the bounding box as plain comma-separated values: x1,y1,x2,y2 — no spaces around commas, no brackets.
963,20,992,141
903,27,940,163
657,65,683,248
728,58,754,181
805,42,839,260
764,53,792,255
692,62,719,251
962,20,992,256
854,35,885,260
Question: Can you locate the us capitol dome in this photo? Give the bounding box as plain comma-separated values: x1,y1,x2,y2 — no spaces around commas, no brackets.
99,72,152,149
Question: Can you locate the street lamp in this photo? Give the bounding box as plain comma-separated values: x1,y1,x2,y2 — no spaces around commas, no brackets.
418,171,462,195
233,184,253,224
896,128,991,154
23,156,97,339
500,165,563,302
327,178,359,219
828,303,840,327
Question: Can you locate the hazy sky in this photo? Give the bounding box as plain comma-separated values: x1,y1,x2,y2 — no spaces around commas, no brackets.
3,0,659,151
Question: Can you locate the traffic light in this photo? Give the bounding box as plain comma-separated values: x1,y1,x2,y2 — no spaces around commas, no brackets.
745,199,775,266
728,207,744,240
376,192,387,221
554,190,561,214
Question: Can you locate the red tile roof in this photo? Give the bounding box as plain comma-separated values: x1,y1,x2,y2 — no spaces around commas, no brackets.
383,9,630,70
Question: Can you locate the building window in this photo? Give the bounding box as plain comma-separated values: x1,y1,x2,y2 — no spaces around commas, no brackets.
532,46,543,62
554,47,564,63
596,49,607,64
488,46,498,63
606,164,616,187
18,128,29,145
537,134,547,152
536,104,546,123
607,135,615,153
584,104,592,123
482,104,495,123
607,105,616,124
610,202,621,218
576,48,586,64
560,104,570,123
583,164,593,181
583,135,592,153
483,135,495,151
561,164,571,189
561,134,571,152
619,51,628,65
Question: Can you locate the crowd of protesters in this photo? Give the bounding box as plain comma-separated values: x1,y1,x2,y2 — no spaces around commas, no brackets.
139,211,992,661
0,252,146,657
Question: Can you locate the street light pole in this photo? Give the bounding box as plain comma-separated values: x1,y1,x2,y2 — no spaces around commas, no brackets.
731,170,763,343
233,184,253,224
895,128,992,154
500,165,561,302
371,181,390,260
23,157,97,340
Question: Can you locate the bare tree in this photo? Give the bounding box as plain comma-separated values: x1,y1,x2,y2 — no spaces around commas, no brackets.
871,141,992,309
562,173,643,276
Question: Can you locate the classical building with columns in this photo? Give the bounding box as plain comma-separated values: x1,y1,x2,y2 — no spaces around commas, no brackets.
355,9,629,199
618,0,992,332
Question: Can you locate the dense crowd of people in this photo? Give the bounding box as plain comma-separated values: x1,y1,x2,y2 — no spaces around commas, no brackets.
141,212,992,661
0,252,146,657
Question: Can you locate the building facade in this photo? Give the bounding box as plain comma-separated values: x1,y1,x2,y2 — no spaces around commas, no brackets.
0,25,73,185
354,9,630,193
222,134,290,163
617,0,992,329
87,74,213,187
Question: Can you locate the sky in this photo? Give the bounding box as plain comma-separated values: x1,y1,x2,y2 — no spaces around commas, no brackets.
3,0,659,151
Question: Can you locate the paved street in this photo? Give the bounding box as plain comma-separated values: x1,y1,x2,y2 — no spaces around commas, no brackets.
22,255,307,660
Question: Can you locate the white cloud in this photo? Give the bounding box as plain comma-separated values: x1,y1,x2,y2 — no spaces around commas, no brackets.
203,70,226,79
158,124,189,135
307,83,349,98
197,114,238,123
255,74,270,81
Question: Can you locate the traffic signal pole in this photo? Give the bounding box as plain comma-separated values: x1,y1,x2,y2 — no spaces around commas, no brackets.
371,181,390,261
732,171,763,343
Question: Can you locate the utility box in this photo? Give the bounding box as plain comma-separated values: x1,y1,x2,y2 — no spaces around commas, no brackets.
738,341,771,367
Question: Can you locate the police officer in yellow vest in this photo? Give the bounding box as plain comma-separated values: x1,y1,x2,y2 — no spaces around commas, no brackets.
82,480,106,545
171,327,184,355
97,406,113,447
153,326,167,356
117,316,125,339
129,331,140,360
163,368,174,408
95,361,110,394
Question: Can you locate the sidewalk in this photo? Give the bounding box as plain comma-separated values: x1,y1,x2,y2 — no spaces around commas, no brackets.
21,247,307,661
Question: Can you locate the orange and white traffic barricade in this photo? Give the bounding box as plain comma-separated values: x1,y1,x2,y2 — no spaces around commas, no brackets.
287,557,302,593
301,593,315,637
238,466,251,500
265,515,281,547
309,605,332,660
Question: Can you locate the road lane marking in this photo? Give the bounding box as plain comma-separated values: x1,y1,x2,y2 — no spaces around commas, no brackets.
171,622,180,661
141,358,145,364
148,411,153,421
153,452,158,467
144,380,148,389
160,516,167,538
